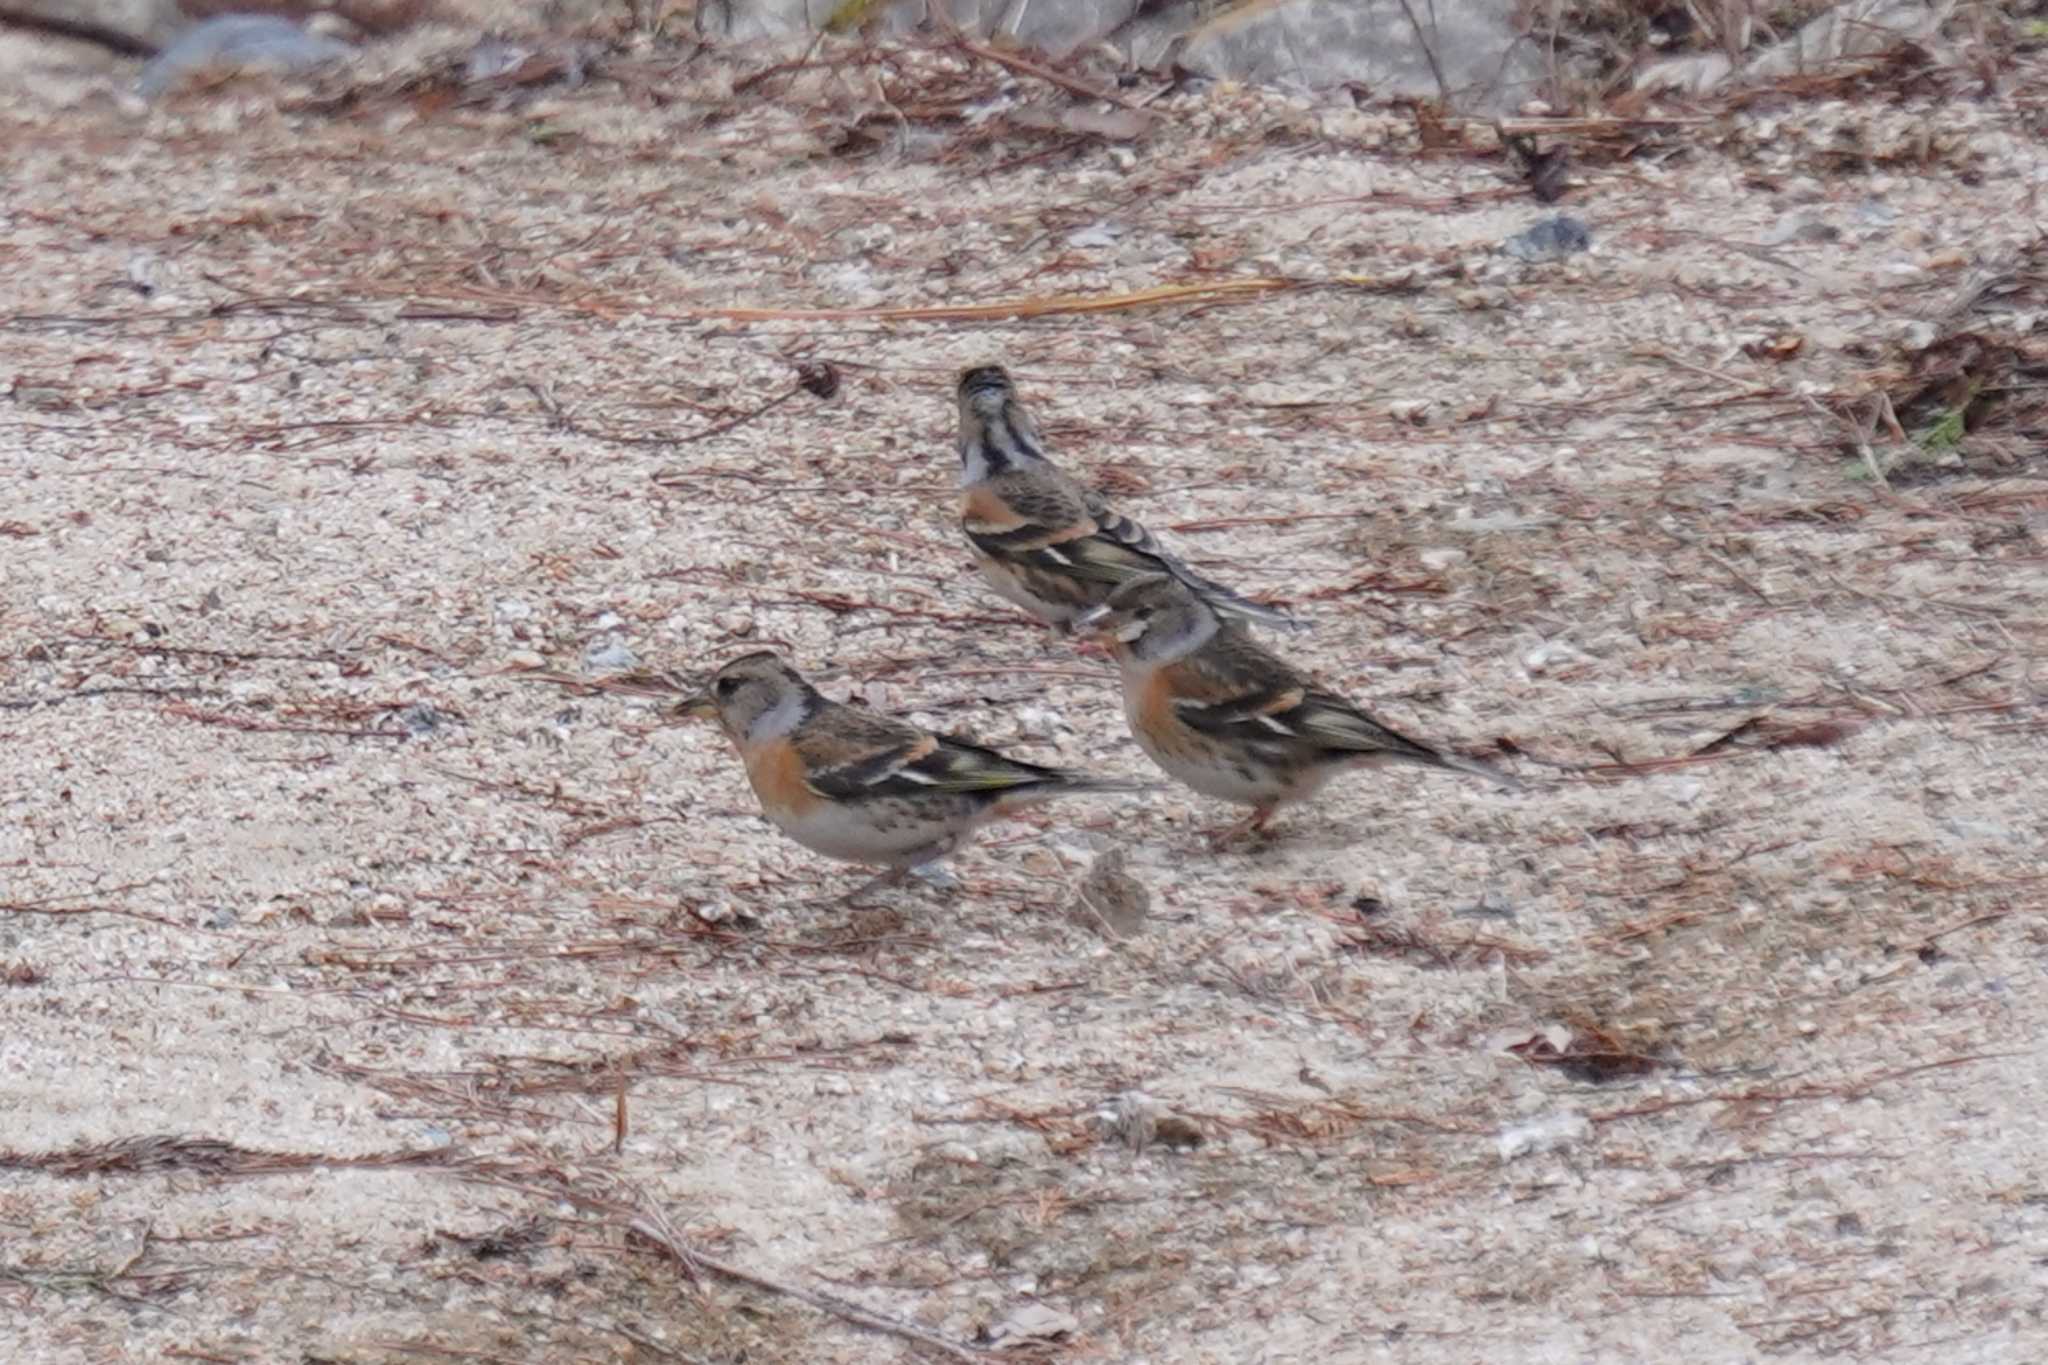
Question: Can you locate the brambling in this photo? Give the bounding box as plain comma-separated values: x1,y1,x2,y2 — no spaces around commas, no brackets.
1076,575,1516,843
954,365,1303,633
677,651,1145,895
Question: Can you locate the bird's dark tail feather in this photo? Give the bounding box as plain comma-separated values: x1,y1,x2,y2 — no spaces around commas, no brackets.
1417,750,1525,791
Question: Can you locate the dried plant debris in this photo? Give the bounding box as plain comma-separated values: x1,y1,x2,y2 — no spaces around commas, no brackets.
429,1214,554,1261
1500,128,1572,202
1506,1019,1670,1085
1686,712,1863,756
1341,914,1547,969
1094,1091,1204,1153
1066,845,1150,938
1873,243,2048,482
0,1135,464,1177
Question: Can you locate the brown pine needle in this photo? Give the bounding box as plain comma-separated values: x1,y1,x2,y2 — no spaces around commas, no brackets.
661,273,1412,324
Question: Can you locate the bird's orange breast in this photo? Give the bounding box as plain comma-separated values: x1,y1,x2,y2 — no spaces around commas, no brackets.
741,737,822,819
1137,665,1189,741
960,485,1026,532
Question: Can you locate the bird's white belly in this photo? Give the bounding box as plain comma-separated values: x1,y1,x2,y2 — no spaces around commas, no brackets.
766,797,972,868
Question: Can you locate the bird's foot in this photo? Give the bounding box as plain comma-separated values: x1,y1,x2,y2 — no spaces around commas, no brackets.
810,867,907,910
1206,807,1279,850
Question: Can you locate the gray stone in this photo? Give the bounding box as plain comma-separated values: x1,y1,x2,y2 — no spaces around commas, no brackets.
1502,214,1592,262
137,14,354,100
1636,0,1953,93
939,0,1143,58
698,0,1140,54
582,640,640,672
1127,0,1544,109
391,702,447,739
698,0,1544,110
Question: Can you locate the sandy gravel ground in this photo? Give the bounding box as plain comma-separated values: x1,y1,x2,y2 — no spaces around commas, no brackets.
3,18,2046,1364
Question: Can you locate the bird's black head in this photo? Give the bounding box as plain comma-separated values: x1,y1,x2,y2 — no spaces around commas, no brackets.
957,366,1013,404
955,364,1047,476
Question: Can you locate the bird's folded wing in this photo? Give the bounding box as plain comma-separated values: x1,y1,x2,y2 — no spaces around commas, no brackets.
969,477,1295,625
1171,646,1441,765
804,726,1061,800
964,482,1165,579
1171,681,1311,742
1280,691,1447,762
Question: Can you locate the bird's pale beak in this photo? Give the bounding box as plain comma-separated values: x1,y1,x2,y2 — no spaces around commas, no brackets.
1072,603,1114,636
674,694,717,721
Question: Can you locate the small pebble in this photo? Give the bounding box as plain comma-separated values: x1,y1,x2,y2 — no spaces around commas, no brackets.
1066,221,1125,249
392,702,446,739
583,640,638,672
1502,215,1592,262
910,865,961,892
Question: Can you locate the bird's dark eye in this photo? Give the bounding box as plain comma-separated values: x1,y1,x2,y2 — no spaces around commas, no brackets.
714,677,739,698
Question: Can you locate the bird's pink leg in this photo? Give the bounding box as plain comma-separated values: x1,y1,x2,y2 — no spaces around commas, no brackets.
1208,803,1279,849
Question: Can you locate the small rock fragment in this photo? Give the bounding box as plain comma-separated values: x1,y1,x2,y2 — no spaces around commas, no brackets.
982,1302,1079,1349
462,36,532,83
391,702,446,739
1520,640,1579,675
1065,221,1125,250
1453,890,1517,920
1496,1110,1591,1162
583,640,638,672
688,899,737,924
1760,213,1841,247
1502,215,1592,262
909,864,961,892
1899,320,1940,352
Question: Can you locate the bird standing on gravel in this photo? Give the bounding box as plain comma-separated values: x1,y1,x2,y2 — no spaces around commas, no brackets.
678,652,1146,897
1076,575,1516,844
954,365,1302,633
